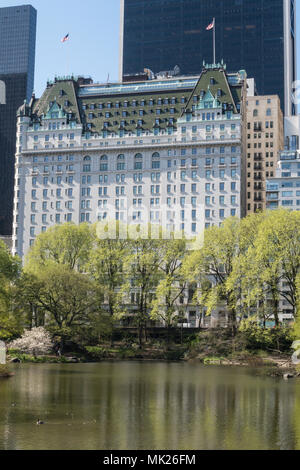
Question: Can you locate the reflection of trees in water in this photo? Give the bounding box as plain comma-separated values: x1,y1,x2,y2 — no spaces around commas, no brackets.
0,364,299,450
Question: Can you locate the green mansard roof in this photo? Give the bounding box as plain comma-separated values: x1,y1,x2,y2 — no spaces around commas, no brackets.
30,65,246,135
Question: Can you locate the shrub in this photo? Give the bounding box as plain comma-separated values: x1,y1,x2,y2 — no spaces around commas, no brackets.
239,322,293,353
85,346,108,360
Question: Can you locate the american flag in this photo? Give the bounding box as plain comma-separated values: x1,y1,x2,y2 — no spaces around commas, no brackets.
206,19,215,31
61,33,70,43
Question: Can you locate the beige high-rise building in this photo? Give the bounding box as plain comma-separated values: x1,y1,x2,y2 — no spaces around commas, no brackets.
246,96,284,214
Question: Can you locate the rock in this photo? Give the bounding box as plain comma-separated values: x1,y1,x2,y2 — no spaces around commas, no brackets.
66,357,79,363
10,357,21,363
283,373,294,380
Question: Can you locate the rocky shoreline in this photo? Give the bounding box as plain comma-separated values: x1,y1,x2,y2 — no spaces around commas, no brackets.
4,349,300,380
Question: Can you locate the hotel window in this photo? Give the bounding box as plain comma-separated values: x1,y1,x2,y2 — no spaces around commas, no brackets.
100,155,108,171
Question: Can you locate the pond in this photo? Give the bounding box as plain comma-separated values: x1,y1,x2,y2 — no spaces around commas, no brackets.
0,362,299,450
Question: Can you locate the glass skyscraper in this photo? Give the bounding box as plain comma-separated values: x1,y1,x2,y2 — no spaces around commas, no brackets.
0,5,37,235
120,0,296,116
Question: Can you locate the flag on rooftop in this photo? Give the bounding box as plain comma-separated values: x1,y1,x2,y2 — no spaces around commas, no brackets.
206,19,215,30
61,33,69,43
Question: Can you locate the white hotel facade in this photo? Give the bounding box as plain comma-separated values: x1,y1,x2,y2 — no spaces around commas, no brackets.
12,64,247,261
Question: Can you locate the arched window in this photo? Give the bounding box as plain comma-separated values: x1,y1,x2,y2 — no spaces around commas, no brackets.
117,154,125,170
253,109,258,117
134,153,143,170
83,155,91,161
266,108,272,116
152,151,160,169
100,155,108,171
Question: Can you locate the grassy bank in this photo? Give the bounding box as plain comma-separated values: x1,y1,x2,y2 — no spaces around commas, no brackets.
5,325,299,378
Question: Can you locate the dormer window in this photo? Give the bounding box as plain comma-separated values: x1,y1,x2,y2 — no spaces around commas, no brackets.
217,89,222,97
210,77,215,85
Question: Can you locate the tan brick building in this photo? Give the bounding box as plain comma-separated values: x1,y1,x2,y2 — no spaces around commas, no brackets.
246,96,284,214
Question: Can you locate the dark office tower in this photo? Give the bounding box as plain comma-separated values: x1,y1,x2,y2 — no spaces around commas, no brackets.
0,5,37,235
120,0,296,116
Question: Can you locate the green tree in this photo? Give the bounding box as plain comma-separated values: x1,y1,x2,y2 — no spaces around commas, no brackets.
124,226,164,347
0,241,22,340
257,210,300,317
20,265,103,352
26,223,93,272
184,218,240,335
235,210,300,327
150,237,187,345
87,223,130,341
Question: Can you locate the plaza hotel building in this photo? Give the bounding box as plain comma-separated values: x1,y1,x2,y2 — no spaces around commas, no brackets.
12,64,247,260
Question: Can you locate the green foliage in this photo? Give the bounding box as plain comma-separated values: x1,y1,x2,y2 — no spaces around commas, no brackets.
25,223,93,272
6,351,70,363
85,346,109,360
203,356,226,365
1,212,299,354
150,237,187,331
183,217,240,333
239,321,293,352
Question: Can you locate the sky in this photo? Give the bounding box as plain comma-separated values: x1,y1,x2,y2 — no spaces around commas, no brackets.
1,0,300,98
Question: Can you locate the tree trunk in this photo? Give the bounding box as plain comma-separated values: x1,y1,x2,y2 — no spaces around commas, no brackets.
229,309,237,337
272,291,279,327
138,322,143,349
167,324,170,350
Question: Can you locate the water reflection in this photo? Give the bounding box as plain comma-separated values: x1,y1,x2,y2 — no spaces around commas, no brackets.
0,362,299,450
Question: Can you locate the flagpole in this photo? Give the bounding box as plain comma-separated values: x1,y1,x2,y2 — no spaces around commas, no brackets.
213,18,216,64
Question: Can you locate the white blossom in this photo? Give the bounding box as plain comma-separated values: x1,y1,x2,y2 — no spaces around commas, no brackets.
9,327,53,356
